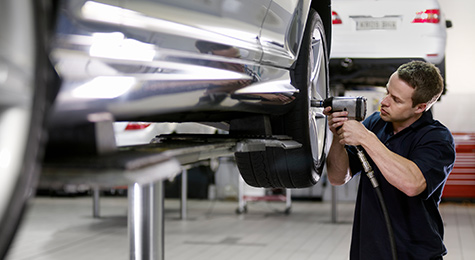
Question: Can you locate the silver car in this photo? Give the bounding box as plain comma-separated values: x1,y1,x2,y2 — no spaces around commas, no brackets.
0,0,332,255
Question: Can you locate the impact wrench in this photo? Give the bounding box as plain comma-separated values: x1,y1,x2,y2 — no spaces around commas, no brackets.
312,96,398,260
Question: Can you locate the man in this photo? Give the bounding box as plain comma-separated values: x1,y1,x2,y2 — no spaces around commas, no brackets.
324,61,456,259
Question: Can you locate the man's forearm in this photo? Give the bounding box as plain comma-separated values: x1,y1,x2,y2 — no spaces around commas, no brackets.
326,137,352,185
361,133,426,196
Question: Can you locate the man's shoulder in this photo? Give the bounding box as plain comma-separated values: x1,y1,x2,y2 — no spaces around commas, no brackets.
421,120,454,144
363,112,386,130
418,111,452,138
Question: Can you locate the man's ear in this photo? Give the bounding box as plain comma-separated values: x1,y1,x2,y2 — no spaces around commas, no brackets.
415,103,427,113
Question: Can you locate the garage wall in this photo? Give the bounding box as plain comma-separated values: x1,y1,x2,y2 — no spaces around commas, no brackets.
433,0,475,132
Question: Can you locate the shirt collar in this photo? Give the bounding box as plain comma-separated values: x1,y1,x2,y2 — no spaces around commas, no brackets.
409,109,434,130
382,110,434,137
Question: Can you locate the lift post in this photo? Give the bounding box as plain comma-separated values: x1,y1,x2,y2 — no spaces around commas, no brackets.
40,134,301,260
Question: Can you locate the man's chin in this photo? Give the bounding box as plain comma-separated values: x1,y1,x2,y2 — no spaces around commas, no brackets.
380,111,390,121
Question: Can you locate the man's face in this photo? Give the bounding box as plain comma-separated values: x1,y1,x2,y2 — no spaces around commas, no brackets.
380,72,421,126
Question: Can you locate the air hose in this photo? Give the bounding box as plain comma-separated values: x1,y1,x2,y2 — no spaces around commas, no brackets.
356,146,398,260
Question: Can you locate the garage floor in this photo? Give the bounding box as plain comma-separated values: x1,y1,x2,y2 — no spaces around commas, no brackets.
5,196,475,260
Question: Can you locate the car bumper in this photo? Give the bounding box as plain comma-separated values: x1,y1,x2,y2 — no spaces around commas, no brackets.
329,57,428,86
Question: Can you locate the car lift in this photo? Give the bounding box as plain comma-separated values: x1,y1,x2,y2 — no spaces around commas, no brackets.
40,132,301,260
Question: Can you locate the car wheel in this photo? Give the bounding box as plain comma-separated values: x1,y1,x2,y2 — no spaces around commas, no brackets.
436,57,447,95
0,1,52,257
235,8,329,188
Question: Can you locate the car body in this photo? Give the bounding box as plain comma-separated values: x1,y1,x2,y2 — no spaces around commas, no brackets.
0,0,332,256
330,0,451,88
47,0,329,127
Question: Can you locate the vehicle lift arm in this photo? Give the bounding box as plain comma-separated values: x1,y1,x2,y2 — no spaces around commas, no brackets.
41,131,301,260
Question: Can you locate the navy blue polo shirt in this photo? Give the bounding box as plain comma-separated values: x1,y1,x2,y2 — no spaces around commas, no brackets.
347,110,455,260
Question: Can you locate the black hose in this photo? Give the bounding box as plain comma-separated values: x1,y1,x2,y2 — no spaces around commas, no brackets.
356,146,398,260
374,185,398,260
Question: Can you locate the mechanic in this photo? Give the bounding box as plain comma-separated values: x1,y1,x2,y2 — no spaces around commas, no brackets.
323,61,456,260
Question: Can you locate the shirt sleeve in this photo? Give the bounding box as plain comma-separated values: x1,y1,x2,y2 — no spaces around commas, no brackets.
410,128,456,200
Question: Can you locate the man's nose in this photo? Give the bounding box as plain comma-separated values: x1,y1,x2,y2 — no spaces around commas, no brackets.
381,95,390,106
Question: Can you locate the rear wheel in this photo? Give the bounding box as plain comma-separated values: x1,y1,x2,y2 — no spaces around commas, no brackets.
235,9,329,188
0,1,52,257
436,57,447,95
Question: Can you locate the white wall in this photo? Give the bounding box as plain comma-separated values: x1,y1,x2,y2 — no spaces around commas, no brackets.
433,0,475,132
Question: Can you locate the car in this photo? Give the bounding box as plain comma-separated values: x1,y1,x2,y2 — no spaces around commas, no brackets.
329,0,452,90
114,122,218,147
0,0,332,257
114,122,177,147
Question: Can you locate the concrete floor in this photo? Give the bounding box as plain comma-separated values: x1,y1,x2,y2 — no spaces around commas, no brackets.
5,196,475,260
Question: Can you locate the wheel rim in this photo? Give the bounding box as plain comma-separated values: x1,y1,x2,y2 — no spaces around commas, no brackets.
0,106,32,214
0,1,35,216
308,26,328,168
0,0,37,256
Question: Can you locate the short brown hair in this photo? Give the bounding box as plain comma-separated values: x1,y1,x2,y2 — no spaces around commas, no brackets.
397,61,443,109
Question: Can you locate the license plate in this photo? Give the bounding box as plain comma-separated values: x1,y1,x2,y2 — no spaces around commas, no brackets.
356,19,397,30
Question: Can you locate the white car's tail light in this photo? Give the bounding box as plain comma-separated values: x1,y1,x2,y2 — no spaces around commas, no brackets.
412,9,440,24
125,122,152,130
332,11,342,24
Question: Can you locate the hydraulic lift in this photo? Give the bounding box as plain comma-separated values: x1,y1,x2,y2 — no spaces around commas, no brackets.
40,132,301,260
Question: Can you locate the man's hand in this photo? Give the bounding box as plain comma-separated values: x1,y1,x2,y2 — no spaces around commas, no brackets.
323,106,370,146
336,120,372,146
323,107,348,135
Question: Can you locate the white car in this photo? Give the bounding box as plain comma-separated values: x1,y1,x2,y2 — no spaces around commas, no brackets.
114,122,177,146
114,122,218,146
330,0,452,89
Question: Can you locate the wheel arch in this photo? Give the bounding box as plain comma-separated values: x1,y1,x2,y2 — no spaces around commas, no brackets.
284,0,332,68
311,0,332,57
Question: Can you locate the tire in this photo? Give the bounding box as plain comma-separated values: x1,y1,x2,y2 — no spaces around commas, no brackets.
235,9,329,188
435,57,447,95
0,1,52,257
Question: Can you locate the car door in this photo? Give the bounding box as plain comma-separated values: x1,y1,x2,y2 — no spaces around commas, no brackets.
121,0,273,64
49,0,275,126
